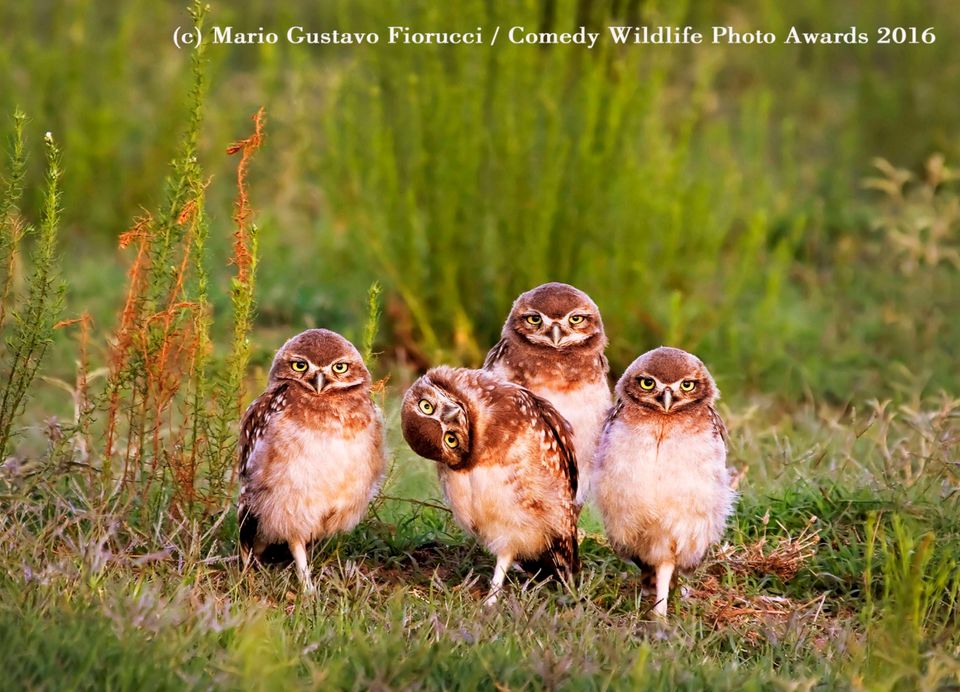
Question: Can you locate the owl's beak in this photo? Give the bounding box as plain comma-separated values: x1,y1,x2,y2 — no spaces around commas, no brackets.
549,323,563,347
440,403,461,423
313,372,326,393
660,388,673,412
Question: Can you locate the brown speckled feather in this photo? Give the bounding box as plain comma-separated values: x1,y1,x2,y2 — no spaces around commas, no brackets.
513,387,580,576
238,381,291,480
237,382,291,560
707,404,728,445
514,387,578,502
602,398,625,435
482,337,509,371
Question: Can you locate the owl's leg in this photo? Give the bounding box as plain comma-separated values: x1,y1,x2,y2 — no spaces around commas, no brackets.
289,540,315,594
240,542,253,570
629,556,657,595
241,537,266,570
484,553,513,607
653,562,674,617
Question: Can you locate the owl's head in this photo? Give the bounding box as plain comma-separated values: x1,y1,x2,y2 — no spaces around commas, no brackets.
618,346,718,413
268,329,370,396
504,282,606,351
401,368,472,469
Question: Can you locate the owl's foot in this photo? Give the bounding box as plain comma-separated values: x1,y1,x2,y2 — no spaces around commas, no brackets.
289,539,315,595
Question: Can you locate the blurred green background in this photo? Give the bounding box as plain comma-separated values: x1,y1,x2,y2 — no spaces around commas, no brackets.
2,0,958,404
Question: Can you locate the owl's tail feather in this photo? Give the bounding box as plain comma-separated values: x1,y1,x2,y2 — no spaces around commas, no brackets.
257,542,294,565
520,532,580,582
238,506,294,566
629,556,658,591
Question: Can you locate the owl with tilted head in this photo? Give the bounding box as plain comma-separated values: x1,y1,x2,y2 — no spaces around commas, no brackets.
483,282,610,505
237,329,387,592
593,346,735,617
401,366,580,606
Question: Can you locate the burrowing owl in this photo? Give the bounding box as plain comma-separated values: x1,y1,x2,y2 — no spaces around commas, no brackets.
484,282,610,504
593,347,735,617
400,366,580,605
238,328,387,592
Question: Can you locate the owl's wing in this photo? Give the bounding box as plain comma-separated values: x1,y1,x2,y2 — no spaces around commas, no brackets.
514,388,580,577
237,382,291,559
482,337,509,371
598,351,610,376
519,531,580,580
238,381,290,479
707,403,728,446
601,398,625,436
518,388,579,502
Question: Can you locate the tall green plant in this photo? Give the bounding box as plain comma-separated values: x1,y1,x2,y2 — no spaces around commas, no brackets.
0,126,65,457
204,107,265,501
0,109,27,332
362,281,382,367
317,0,802,378
100,0,221,514
862,513,960,688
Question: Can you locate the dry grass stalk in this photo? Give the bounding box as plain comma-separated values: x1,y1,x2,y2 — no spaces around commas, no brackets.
709,515,820,583
691,574,829,639
104,214,154,464
226,106,264,289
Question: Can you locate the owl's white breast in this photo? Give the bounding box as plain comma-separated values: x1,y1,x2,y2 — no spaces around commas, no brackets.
533,379,611,504
439,459,567,559
594,416,733,569
246,412,386,545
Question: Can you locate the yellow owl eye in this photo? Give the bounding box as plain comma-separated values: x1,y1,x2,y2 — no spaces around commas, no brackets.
418,399,434,415
569,315,585,325
291,360,308,372
331,362,349,374
638,377,656,391
525,314,542,326
680,380,696,392
443,432,459,449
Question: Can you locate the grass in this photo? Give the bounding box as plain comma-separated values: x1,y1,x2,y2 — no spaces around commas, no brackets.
2,398,959,689
1,0,959,688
